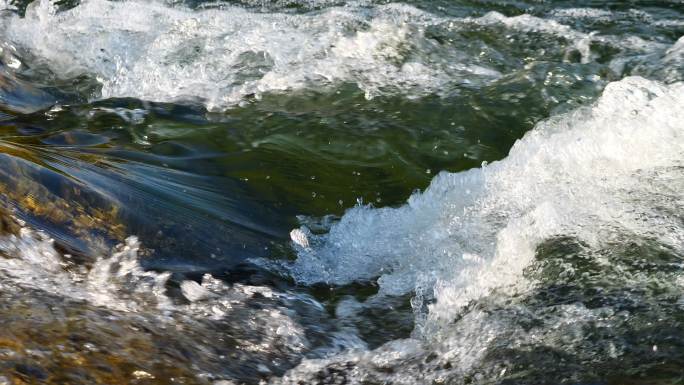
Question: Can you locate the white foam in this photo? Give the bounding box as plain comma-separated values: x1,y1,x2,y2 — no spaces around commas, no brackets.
0,229,172,312
467,11,678,71
0,226,319,336
550,8,614,21
663,36,684,82
277,302,626,384
0,223,359,366
2,0,676,108
0,0,15,11
290,76,684,310
0,0,502,109
280,76,684,382
474,11,582,37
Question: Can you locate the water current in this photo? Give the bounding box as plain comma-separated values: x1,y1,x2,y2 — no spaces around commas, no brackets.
0,0,682,384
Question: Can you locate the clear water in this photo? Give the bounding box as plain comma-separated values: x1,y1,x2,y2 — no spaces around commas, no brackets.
0,0,682,384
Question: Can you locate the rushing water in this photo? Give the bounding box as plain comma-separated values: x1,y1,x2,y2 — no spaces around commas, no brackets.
0,0,682,384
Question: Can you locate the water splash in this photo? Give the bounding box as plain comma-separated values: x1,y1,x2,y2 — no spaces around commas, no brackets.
284,77,684,382
2,0,677,110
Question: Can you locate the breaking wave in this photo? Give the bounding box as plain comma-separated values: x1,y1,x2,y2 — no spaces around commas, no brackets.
284,76,684,382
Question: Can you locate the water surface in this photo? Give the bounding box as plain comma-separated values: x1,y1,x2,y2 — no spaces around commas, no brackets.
0,0,682,383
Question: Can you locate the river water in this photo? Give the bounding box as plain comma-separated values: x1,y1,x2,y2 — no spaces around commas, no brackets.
0,0,682,384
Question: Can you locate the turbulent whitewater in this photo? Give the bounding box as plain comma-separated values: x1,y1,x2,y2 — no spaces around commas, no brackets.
1,0,682,109
284,76,684,383
0,0,682,384
2,0,504,108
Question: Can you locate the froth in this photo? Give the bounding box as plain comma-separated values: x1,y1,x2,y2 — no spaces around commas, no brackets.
0,228,171,311
280,76,684,382
2,0,678,108
1,0,501,109
0,0,15,11
0,221,359,383
290,76,684,311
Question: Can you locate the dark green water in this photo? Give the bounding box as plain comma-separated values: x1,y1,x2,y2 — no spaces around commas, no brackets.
0,0,682,384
